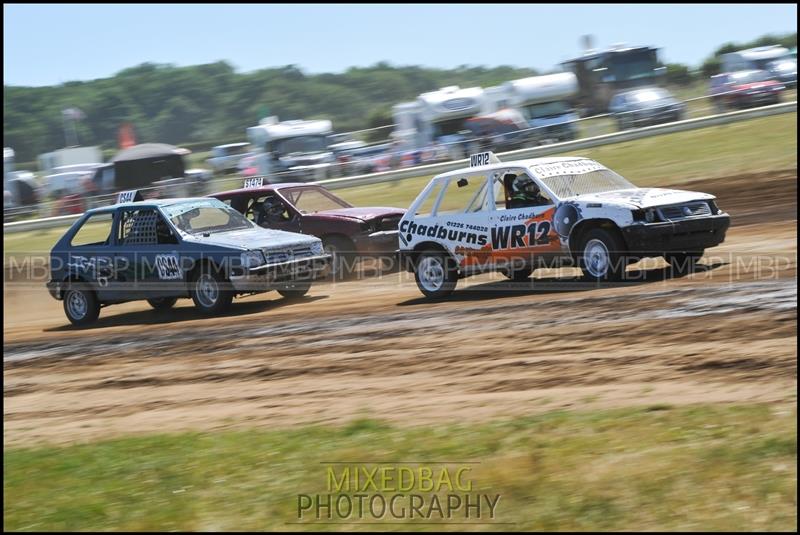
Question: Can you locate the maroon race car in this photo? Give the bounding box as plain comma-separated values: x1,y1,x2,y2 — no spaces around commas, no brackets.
211,180,406,277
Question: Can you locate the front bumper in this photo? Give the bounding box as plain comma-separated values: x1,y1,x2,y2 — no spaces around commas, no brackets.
229,254,330,291
622,214,731,254
353,230,400,255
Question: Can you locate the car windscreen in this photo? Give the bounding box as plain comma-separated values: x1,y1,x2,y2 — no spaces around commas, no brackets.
163,200,253,235
280,187,351,213
530,163,636,198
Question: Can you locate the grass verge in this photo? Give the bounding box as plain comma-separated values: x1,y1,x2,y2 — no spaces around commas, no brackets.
4,404,797,531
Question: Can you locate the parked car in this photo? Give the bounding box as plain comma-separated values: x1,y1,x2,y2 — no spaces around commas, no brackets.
608,87,686,130
46,193,329,325
709,70,784,111
206,142,253,175
398,151,730,299
210,179,406,278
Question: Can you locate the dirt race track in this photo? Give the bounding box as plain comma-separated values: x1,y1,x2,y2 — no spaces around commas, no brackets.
3,171,797,447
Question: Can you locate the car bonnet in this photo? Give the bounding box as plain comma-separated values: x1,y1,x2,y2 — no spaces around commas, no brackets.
181,225,319,250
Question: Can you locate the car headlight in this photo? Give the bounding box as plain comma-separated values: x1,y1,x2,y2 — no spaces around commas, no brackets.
361,220,377,233
311,241,324,256
632,208,657,223
241,250,266,269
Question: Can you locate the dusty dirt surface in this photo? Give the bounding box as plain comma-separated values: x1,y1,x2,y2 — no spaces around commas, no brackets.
4,172,797,447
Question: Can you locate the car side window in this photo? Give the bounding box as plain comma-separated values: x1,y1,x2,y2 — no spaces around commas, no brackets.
118,209,161,246
70,212,114,247
436,174,491,214
412,181,444,216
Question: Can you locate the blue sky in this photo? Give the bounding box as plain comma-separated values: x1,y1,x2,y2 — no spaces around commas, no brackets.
4,4,797,87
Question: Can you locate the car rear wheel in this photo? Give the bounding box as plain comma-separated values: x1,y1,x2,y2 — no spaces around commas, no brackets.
147,297,178,311
414,251,458,299
190,267,233,315
578,228,627,282
63,283,101,326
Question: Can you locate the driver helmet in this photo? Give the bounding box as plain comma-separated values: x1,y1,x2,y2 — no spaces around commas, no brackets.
513,175,540,196
263,197,285,218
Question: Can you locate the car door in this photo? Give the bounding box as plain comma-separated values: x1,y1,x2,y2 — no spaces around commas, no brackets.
415,172,495,271
490,169,559,270
116,207,184,299
63,210,118,301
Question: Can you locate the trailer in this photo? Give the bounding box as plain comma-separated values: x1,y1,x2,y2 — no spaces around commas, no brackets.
246,117,336,182
392,85,487,159
484,72,580,143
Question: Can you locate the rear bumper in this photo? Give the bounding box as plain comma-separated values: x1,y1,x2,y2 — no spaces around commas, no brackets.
230,254,330,291
622,214,731,254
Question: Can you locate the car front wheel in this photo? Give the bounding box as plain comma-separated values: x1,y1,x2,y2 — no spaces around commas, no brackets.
322,236,356,280
63,283,101,326
414,251,458,299
190,268,233,315
578,228,627,282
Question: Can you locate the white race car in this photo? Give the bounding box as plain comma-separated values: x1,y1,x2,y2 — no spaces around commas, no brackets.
398,152,731,298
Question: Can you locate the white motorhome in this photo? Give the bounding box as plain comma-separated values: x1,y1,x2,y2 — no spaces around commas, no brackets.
721,45,792,73
246,117,335,182
37,146,102,175
484,72,580,142
392,85,487,158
